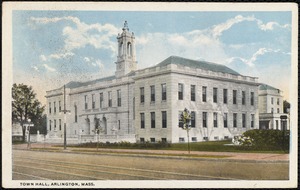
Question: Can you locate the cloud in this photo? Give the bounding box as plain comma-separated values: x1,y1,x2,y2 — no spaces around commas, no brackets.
43,64,56,72
40,55,47,61
49,52,74,59
31,65,39,72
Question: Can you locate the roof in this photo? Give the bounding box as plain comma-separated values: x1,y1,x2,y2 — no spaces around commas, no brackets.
259,83,280,91
157,56,240,75
65,75,116,89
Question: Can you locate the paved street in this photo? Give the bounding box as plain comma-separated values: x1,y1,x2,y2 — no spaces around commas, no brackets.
12,146,289,180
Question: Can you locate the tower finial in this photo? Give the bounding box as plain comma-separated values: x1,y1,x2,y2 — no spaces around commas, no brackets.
123,21,129,31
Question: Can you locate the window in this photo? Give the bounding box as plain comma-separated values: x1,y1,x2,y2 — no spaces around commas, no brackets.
117,90,121,107
178,111,183,128
140,87,144,103
203,112,207,128
59,119,61,130
150,85,155,102
271,97,274,104
140,138,145,143
54,102,56,113
242,114,246,128
203,137,208,141
192,137,197,142
49,120,51,131
74,105,77,122
59,101,61,112
191,85,196,101
224,113,228,128
276,120,279,130
271,108,274,113
54,119,56,130
161,138,167,143
214,136,219,140
100,93,103,108
140,113,145,129
251,114,254,128
213,112,218,128
49,102,51,114
118,120,121,130
233,90,237,104
191,111,196,128
150,138,155,143
108,92,112,107
202,86,207,102
277,98,280,105
224,136,229,140
162,111,167,128
179,137,185,142
161,83,166,101
92,94,95,109
151,112,155,128
242,91,246,105
178,83,183,100
277,108,280,113
223,89,227,104
233,113,237,128
251,92,254,106
84,95,88,109
213,88,218,103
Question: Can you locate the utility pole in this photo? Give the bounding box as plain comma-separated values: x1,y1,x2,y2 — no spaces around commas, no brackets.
61,85,70,150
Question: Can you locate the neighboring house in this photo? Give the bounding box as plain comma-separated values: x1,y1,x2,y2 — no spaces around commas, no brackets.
258,84,289,130
45,22,260,143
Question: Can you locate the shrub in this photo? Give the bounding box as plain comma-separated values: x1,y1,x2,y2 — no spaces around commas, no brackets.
239,129,289,152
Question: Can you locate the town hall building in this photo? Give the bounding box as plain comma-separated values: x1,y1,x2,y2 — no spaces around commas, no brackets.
45,21,260,143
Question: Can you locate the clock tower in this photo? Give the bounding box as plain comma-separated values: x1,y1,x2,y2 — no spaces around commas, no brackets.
115,21,137,78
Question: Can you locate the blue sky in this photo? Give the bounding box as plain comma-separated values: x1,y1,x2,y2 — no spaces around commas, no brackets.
12,11,292,104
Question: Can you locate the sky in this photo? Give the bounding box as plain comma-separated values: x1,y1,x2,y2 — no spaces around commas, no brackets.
12,11,292,105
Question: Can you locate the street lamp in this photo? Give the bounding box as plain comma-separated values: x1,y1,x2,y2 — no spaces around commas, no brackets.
25,119,34,150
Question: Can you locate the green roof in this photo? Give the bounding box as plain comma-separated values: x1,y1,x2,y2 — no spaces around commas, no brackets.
259,84,280,91
157,56,240,75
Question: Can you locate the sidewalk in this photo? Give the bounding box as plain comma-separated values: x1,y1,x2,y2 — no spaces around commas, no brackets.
13,143,289,162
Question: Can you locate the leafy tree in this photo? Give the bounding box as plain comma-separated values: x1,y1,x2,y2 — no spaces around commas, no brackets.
12,83,45,142
283,100,290,113
180,108,192,154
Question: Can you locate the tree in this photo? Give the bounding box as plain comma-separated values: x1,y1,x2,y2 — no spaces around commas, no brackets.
283,100,290,113
12,83,45,142
180,108,192,154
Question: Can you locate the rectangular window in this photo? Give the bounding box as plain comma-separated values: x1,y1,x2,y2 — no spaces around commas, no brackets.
92,94,95,109
49,102,51,114
191,111,196,128
277,108,280,113
233,113,237,128
203,137,208,141
223,89,227,104
74,105,77,122
162,111,167,128
100,93,103,108
140,138,145,143
242,91,246,105
178,83,183,100
214,136,219,140
251,92,254,106
151,112,155,128
277,98,280,105
161,138,167,143
192,137,197,142
54,102,56,113
242,114,246,128
213,88,218,103
224,113,228,128
59,101,61,112
213,112,218,128
179,137,185,142
203,112,207,128
118,120,121,130
233,90,237,104
150,85,155,102
271,97,274,104
108,91,112,107
150,138,155,143
84,95,88,109
224,136,229,140
117,90,121,107
271,108,274,113
140,87,144,103
276,120,279,130
162,83,167,101
59,119,61,130
251,114,254,128
178,111,183,128
140,113,145,129
202,86,207,102
49,120,51,131
54,119,56,130
191,85,196,101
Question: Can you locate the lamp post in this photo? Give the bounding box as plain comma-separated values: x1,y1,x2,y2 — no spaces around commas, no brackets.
25,119,34,150
60,85,70,150
180,108,191,154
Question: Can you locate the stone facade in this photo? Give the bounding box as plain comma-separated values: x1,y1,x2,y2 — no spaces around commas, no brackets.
45,22,260,143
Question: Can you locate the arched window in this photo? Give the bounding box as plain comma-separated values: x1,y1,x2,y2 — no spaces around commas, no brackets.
119,42,123,56
127,42,132,56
